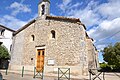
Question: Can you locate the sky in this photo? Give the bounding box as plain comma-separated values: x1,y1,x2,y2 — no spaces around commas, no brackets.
0,0,120,63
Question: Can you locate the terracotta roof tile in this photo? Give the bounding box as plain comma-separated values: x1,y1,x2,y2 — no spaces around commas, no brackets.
46,15,80,23
14,15,87,35
46,15,86,29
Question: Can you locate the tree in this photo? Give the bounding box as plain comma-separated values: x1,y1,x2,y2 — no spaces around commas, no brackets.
103,42,120,69
100,62,111,71
0,45,10,60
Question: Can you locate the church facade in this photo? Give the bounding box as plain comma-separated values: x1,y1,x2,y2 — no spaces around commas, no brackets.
10,0,99,77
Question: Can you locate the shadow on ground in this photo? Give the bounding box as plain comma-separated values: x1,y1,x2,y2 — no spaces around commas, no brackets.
114,73,120,78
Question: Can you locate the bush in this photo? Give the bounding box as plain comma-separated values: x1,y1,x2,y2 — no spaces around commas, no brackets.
100,62,120,72
103,42,120,70
112,66,120,72
100,62,112,72
0,45,10,69
0,45,10,60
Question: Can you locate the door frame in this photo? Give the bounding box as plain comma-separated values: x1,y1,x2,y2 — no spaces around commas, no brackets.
35,46,46,71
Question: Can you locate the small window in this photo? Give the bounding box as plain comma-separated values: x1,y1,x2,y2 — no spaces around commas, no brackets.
42,51,44,55
42,5,45,15
31,35,35,41
10,44,12,51
51,30,55,38
0,42,3,45
38,52,40,56
0,29,5,36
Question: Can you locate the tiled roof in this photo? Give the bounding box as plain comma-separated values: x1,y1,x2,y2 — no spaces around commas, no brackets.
46,15,80,23
46,15,86,29
0,24,15,32
14,15,86,35
86,32,94,41
13,19,36,36
39,0,50,4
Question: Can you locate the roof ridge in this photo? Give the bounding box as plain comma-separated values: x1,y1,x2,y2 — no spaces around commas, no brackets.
13,15,86,36
39,0,50,4
46,15,86,29
46,15,81,22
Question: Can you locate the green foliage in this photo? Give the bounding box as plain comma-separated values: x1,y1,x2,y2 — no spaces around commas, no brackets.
99,62,111,71
100,62,108,68
0,45,10,60
103,42,120,69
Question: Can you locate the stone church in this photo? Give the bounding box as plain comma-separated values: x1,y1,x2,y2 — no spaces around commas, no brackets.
10,0,99,78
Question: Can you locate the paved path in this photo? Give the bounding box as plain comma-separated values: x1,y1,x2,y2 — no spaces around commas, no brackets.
102,72,120,80
1,72,55,80
89,72,120,80
1,71,120,80
1,72,84,80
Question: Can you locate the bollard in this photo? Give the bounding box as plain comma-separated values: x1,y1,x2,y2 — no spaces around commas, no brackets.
22,66,24,77
69,68,70,80
0,73,3,80
58,68,59,80
6,69,8,75
33,67,36,78
42,70,44,80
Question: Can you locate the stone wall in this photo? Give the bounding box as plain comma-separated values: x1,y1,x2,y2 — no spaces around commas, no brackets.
10,30,25,67
10,17,97,77
86,38,98,69
34,18,86,67
22,23,36,66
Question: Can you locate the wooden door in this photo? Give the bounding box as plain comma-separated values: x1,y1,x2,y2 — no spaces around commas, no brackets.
36,49,45,72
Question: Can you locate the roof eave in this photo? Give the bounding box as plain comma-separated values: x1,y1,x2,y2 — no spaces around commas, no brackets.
13,19,36,36
39,0,50,4
46,15,81,23
0,25,16,32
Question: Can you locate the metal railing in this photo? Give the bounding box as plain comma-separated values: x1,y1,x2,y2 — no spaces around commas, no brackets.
89,68,105,80
58,68,70,80
33,67,44,79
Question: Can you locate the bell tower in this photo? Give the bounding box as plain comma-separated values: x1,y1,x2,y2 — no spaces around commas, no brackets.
38,0,50,18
